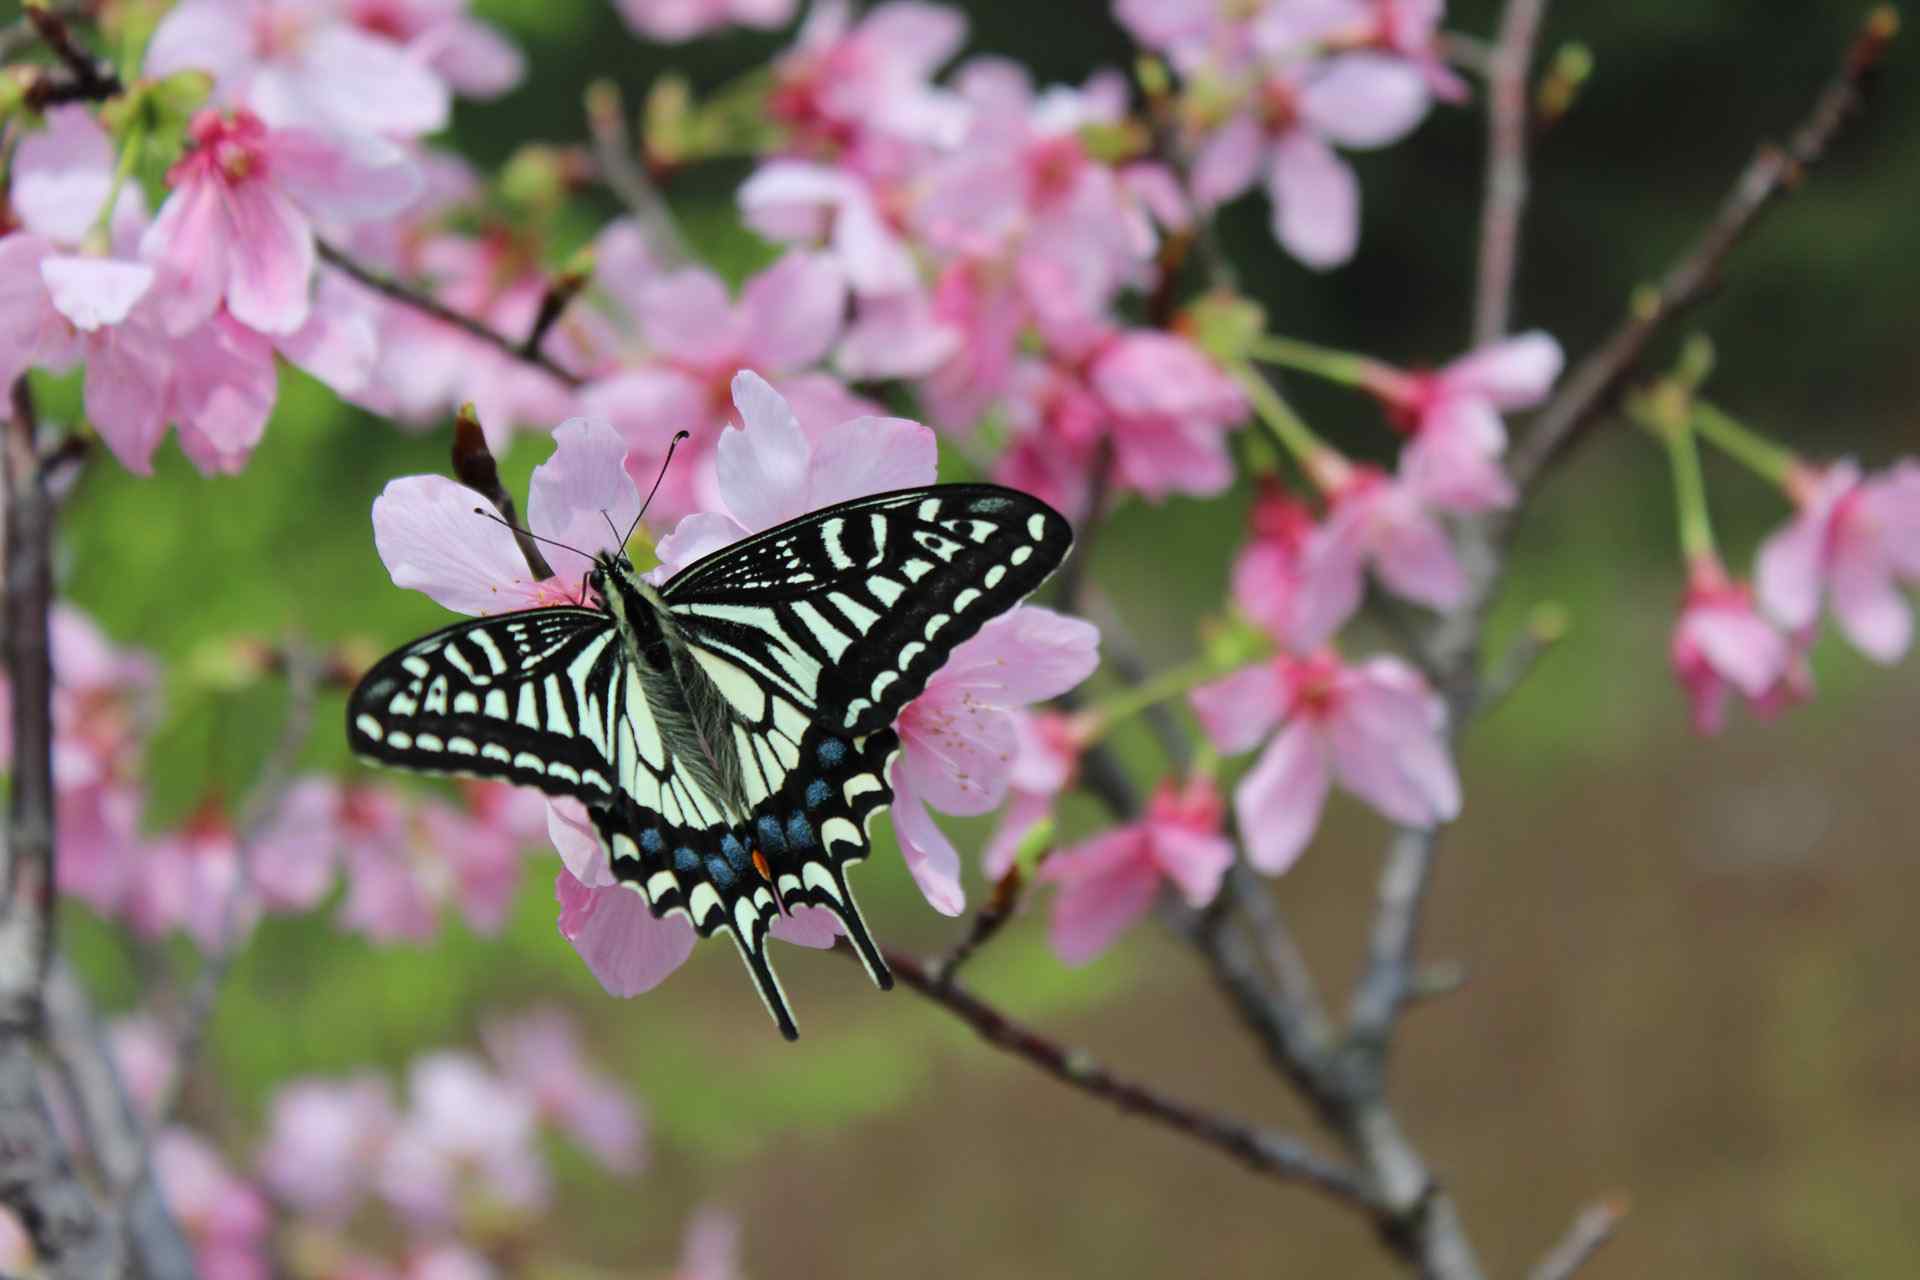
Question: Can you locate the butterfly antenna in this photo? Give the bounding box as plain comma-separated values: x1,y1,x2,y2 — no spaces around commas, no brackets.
470,508,596,561
624,430,691,548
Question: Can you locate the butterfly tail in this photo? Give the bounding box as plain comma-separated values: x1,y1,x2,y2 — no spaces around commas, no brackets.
725,927,800,1041
826,874,894,992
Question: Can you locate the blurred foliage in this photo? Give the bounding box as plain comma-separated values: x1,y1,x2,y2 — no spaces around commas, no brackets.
18,0,1920,1274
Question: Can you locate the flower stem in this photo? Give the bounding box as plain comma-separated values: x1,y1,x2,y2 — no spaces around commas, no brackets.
1227,363,1341,485
91,118,144,242
1661,408,1717,562
1085,656,1230,746
1247,335,1383,389
1690,399,1798,489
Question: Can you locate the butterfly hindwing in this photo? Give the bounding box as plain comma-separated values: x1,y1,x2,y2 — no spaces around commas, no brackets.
346,608,623,798
663,484,1074,736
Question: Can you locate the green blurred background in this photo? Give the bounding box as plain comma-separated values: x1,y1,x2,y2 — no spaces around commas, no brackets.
42,0,1920,1274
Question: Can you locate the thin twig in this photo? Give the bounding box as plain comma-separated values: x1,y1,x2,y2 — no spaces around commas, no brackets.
451,405,555,580
519,268,591,363
21,5,121,110
929,865,1028,989
318,242,585,390
1503,5,1898,502
1529,1197,1629,1280
585,80,696,271
1472,0,1549,346
884,948,1378,1211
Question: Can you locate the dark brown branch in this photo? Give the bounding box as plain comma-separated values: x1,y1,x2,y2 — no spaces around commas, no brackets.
21,5,121,110
1503,5,1898,500
318,242,585,390
1472,0,1549,346
520,268,591,363
884,948,1377,1212
0,379,118,1277
451,406,555,580
929,865,1027,989
1529,1197,1628,1280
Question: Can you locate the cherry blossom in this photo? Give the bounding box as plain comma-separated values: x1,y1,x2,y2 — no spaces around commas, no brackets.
676,1206,745,1280
980,710,1086,880
618,0,797,42
1757,459,1920,663
768,0,970,159
1039,777,1232,964
1230,483,1317,641
1671,558,1794,735
125,800,251,949
142,108,421,338
482,1009,646,1172
258,1076,399,1223
345,0,526,99
1367,331,1563,513
155,1129,274,1280
378,1053,549,1230
1192,650,1459,874
146,0,452,137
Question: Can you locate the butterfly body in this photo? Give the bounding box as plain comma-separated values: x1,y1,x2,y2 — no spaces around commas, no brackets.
347,485,1073,1038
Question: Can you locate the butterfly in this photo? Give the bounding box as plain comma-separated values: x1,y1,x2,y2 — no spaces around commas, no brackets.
347,485,1073,1038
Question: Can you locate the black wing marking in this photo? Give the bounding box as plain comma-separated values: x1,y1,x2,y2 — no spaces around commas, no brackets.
663,484,1074,736
346,608,624,799
586,723,899,1041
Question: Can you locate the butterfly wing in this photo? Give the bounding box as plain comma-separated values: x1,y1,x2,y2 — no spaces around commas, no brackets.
346,607,625,798
655,485,1074,995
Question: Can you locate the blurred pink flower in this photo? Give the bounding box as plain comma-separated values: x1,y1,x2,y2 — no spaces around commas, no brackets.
258,1075,398,1223
1189,53,1429,268
345,0,525,99
156,1129,273,1280
109,1014,178,1124
740,161,920,297
483,1009,646,1173
1287,462,1467,650
618,0,797,42
141,108,420,337
126,801,253,950
1193,651,1459,874
1272,0,1468,105
1369,331,1563,513
1039,777,1232,964
580,253,855,524
769,0,969,158
676,1205,744,1280
1090,330,1247,500
379,1053,549,1231
1757,459,1920,663
980,710,1085,880
891,607,1100,915
146,0,450,136
1671,558,1793,735
1231,483,1317,641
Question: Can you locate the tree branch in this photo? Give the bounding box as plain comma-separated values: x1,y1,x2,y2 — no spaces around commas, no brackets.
1528,1197,1628,1280
20,5,122,110
1503,5,1898,501
883,948,1377,1212
318,242,586,391
1472,0,1549,346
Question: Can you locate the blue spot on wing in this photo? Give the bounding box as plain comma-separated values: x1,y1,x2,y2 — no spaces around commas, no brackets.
675,847,700,873
805,779,831,809
786,813,815,848
816,738,845,767
706,855,737,889
757,814,788,853
640,829,664,854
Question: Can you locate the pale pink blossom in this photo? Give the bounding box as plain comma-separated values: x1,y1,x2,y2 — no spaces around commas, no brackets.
155,1129,273,1280
1193,651,1460,874
1189,53,1430,268
739,162,919,297
1262,0,1468,105
146,0,451,136
619,0,797,42
141,108,421,337
578,254,855,524
891,608,1100,915
346,0,525,98
1369,331,1563,513
1671,559,1793,735
1039,777,1232,964
1757,459,1920,663
1231,483,1317,641
769,0,970,158
676,1206,744,1280
1088,330,1246,500
1287,462,1467,649
126,802,253,949
337,789,525,941
980,710,1084,879
378,1054,548,1230
554,868,699,997
483,1009,645,1173
258,1076,398,1223
109,1015,178,1123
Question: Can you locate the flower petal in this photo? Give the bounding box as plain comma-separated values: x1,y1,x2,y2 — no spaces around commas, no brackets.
715,371,813,530
555,872,696,997
1442,331,1563,407
1235,720,1330,876
1268,131,1358,270
268,125,424,222
1043,831,1160,965
527,417,643,582
740,251,846,371
769,906,842,949
14,106,119,245
804,414,940,508
372,474,545,615
1190,114,1264,209
221,182,315,336
1149,826,1232,907
1299,53,1430,149
887,766,966,916
42,257,154,332
1190,661,1288,755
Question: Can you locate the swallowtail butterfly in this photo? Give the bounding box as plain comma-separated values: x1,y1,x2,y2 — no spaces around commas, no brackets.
347,486,1073,1038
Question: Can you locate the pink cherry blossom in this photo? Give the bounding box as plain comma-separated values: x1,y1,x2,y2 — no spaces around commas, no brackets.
1266,0,1468,105
740,162,920,297
768,0,969,159
1088,330,1247,500
1231,483,1317,641
125,801,253,950
483,1009,646,1173
373,416,641,614
1189,53,1430,268
378,1053,548,1231
1671,558,1793,735
146,0,451,137
1286,462,1468,650
554,868,699,997
1193,650,1460,874
155,1129,273,1280
618,0,797,42
345,0,525,99
578,253,855,524
980,710,1086,880
676,1206,745,1280
1039,777,1232,964
1757,459,1920,663
1368,331,1563,513
108,1014,179,1123
258,1075,398,1223
141,108,421,337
